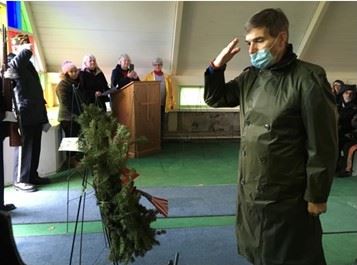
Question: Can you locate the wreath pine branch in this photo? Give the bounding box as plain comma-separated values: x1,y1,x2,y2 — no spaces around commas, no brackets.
76,104,162,264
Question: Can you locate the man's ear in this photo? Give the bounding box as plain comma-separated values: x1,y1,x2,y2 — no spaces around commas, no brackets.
278,31,288,46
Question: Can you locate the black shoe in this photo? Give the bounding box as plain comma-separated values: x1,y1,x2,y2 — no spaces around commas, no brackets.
31,176,51,185
0,204,16,211
14,182,38,192
337,170,352,178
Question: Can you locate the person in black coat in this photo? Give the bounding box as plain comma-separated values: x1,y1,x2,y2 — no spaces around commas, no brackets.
337,84,357,176
79,54,109,111
111,54,140,90
8,34,50,192
332,79,344,104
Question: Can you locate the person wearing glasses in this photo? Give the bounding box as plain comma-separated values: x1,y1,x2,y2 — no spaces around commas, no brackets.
143,57,175,138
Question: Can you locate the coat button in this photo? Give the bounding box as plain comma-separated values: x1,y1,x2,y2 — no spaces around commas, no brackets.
264,123,270,130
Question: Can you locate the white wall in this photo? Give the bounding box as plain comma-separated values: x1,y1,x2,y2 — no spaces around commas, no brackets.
3,125,65,186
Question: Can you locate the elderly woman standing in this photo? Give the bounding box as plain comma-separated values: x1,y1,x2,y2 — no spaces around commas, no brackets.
111,54,140,90
56,61,81,167
143,57,176,139
56,61,81,138
143,57,175,112
79,54,109,111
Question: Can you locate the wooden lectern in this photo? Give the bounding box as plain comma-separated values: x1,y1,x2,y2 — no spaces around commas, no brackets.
111,81,161,158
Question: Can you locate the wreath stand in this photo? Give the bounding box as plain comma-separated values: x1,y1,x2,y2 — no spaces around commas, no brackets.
57,85,117,265
59,139,112,265
58,88,176,265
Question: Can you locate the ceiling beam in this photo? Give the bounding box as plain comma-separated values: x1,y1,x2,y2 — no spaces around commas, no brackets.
170,1,183,75
297,1,330,59
23,2,46,72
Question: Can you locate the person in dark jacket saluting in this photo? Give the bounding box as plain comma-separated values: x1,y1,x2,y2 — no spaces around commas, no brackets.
9,34,51,192
79,54,109,111
204,8,337,265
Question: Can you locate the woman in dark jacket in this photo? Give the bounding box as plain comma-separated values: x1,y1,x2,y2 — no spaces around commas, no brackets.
111,54,140,90
79,54,109,111
56,60,81,138
56,61,81,167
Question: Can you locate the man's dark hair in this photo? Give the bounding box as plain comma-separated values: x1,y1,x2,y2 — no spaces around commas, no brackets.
245,8,289,38
334,80,345,86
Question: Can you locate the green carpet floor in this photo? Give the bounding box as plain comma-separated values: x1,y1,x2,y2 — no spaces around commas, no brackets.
13,216,236,237
35,142,240,190
8,141,357,265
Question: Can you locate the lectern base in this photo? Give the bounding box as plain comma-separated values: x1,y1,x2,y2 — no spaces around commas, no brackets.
128,145,161,158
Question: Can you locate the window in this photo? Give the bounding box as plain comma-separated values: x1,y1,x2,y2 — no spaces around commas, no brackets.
179,86,207,108
178,85,240,111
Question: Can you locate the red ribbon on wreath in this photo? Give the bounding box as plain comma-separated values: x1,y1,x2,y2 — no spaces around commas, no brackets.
119,167,168,217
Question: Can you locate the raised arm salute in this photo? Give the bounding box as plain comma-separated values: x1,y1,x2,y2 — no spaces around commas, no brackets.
204,8,338,265
211,38,240,68
9,33,50,193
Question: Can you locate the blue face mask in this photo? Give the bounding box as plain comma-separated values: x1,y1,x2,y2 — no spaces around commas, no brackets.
249,37,279,69
249,48,274,69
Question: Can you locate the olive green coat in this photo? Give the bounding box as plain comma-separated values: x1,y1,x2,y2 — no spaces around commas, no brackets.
204,46,338,265
56,77,80,122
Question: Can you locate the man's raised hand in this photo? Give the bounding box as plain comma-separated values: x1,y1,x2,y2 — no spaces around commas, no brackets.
212,38,240,68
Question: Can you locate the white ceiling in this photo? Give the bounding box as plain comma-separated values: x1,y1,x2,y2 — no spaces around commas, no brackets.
27,1,357,84
303,1,357,73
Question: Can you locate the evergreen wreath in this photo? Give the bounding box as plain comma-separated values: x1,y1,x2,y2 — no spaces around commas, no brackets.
77,104,165,264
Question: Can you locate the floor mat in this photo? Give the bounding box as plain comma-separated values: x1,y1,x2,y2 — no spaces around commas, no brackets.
6,185,237,224
15,226,251,265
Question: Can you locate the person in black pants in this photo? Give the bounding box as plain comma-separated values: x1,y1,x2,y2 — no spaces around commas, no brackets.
8,34,50,192
0,77,16,210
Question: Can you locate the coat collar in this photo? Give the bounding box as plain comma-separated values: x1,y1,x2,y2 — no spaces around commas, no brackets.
269,44,297,71
63,76,79,85
84,67,102,76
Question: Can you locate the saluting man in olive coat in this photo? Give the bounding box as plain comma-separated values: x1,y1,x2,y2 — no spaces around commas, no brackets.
204,8,338,265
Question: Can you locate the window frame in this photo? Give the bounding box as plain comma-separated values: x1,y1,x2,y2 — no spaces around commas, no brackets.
177,85,239,112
